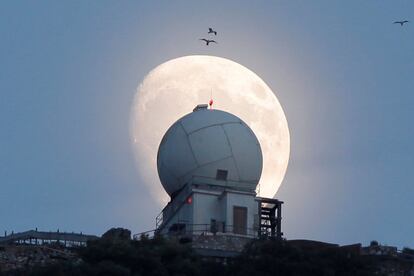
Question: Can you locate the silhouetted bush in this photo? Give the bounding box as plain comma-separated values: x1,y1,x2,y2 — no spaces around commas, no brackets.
75,234,202,276
370,240,379,246
402,247,414,255
230,239,376,276
26,234,387,275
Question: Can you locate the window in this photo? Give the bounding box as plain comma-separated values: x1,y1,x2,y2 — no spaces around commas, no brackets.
216,169,228,181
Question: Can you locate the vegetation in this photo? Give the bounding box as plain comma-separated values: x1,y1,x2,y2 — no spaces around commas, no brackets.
402,247,414,255
29,235,218,276
232,239,376,276
25,233,385,276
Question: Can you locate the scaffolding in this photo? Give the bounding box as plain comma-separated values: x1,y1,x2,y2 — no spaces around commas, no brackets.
257,197,283,239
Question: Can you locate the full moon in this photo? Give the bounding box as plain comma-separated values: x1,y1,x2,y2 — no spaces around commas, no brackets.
130,55,290,204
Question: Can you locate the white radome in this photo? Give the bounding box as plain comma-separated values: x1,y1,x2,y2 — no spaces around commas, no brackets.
130,55,290,204
157,108,263,196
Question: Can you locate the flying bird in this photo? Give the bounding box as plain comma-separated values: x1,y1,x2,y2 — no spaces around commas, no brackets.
199,39,217,45
393,20,409,26
208,28,217,35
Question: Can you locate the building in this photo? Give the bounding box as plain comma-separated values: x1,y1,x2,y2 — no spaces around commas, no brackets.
155,105,282,255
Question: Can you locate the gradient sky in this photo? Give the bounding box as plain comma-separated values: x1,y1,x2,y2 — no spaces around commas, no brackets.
1,1,413,248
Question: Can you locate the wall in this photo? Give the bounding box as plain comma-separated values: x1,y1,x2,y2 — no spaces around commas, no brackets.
192,189,222,233
224,191,258,236
158,184,258,237
192,188,257,236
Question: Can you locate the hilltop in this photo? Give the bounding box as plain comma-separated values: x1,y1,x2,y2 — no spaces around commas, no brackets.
1,228,414,275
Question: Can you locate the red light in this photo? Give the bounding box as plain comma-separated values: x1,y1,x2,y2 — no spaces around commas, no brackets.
186,196,192,204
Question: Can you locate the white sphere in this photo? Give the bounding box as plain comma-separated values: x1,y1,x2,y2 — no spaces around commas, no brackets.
157,108,263,197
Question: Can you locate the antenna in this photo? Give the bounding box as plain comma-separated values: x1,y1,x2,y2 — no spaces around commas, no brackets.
209,88,214,109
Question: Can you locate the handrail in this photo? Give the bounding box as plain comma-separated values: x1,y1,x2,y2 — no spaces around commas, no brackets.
0,230,98,244
156,211,163,228
147,222,258,239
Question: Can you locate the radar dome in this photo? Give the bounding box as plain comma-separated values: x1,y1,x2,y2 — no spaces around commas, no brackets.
157,106,263,197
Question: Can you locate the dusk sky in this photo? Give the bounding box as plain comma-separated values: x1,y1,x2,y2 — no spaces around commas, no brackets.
1,1,413,248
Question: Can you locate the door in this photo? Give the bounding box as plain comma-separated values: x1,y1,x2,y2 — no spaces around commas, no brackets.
233,206,247,235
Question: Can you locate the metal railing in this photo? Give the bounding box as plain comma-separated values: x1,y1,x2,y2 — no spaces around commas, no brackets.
133,226,258,241
0,229,98,246
137,223,258,239
187,223,258,238
156,212,163,229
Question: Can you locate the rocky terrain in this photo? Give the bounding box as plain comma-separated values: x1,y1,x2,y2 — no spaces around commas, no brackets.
0,244,78,273
1,229,414,275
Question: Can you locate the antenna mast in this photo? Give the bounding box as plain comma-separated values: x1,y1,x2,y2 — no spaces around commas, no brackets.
209,88,214,109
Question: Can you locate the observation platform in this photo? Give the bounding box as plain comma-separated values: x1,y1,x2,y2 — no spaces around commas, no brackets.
0,229,99,247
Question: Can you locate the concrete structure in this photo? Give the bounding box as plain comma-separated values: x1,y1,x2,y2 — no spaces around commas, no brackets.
157,104,262,197
155,105,283,249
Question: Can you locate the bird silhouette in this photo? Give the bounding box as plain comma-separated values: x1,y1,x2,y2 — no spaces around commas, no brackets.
208,28,217,35
394,20,409,26
199,39,217,45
